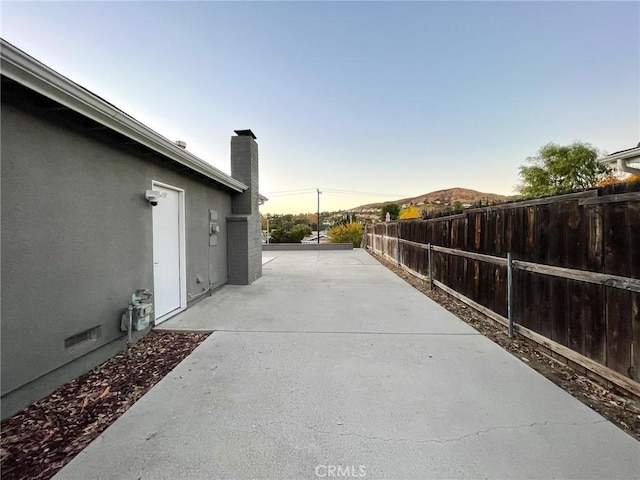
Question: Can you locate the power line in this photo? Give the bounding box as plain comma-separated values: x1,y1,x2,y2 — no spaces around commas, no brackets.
262,188,316,195
321,189,402,197
264,192,316,197
264,188,402,198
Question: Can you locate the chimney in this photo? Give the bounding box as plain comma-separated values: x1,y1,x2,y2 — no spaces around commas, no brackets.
227,129,262,284
230,130,259,215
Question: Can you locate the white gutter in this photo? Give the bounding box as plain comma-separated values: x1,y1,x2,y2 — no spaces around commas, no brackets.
0,39,247,193
599,146,640,176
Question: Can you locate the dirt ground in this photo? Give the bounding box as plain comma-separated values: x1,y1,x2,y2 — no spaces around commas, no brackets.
369,250,640,442
0,331,209,480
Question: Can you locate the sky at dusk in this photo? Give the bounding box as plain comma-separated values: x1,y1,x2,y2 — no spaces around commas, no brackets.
2,1,638,214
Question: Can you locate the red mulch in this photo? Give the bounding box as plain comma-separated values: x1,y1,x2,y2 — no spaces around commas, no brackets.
1,331,209,480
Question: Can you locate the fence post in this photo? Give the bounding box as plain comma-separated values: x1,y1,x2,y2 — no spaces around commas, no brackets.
507,251,514,338
396,224,400,267
428,243,434,290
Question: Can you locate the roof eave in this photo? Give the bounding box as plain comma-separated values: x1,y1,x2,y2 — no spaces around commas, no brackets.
599,147,640,176
0,39,247,193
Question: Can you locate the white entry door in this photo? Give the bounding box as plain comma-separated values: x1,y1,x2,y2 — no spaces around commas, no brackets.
152,183,186,323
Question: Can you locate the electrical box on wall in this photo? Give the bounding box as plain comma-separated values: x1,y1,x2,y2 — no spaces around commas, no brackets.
209,209,219,246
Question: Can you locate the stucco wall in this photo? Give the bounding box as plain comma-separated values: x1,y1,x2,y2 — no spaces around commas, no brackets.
1,91,233,418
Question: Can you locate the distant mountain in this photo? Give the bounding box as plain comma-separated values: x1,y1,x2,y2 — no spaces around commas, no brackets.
350,187,512,212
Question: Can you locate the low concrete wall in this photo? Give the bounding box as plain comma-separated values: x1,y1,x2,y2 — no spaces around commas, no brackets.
263,243,354,251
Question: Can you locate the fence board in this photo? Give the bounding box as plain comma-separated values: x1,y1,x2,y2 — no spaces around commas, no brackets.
494,209,505,257
551,277,569,347
632,293,640,381
567,202,586,354
587,205,604,271
472,260,481,307
603,200,634,375
604,202,631,277
525,206,536,258
461,258,471,301
511,261,640,292
607,289,632,376
530,274,548,339
430,245,507,266
567,279,585,355
632,196,640,381
584,283,606,365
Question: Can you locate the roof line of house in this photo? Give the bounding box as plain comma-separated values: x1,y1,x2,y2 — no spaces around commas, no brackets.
0,39,248,193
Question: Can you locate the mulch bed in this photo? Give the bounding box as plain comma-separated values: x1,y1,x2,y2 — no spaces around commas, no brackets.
0,331,209,480
370,250,640,442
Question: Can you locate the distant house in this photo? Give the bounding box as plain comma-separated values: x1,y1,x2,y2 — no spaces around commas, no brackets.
598,145,640,175
0,39,264,418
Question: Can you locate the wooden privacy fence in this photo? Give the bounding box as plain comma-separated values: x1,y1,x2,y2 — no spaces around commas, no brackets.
364,183,640,396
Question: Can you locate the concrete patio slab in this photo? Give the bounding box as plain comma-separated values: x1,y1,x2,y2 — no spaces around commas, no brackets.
157,250,476,335
54,250,639,480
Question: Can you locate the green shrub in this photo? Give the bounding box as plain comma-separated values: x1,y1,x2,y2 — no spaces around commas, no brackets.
328,223,363,247
270,224,312,243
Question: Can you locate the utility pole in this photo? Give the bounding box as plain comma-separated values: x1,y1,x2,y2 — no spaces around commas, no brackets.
266,215,270,244
317,188,322,244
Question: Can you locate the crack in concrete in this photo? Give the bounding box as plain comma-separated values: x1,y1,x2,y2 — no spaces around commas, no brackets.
257,419,609,445
214,329,480,336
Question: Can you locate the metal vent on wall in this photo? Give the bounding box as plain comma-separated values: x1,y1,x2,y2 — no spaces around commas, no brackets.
64,326,101,349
